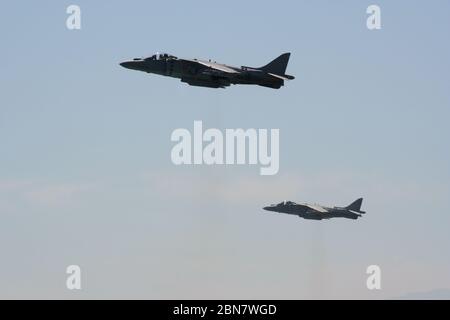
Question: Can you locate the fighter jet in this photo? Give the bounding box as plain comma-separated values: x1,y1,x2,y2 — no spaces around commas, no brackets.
263,198,366,220
119,52,294,89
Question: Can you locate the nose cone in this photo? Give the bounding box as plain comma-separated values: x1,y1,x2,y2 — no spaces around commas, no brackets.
263,206,274,212
119,60,143,71
120,61,134,69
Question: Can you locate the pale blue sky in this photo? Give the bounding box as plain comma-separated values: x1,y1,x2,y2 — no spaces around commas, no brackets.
0,1,449,299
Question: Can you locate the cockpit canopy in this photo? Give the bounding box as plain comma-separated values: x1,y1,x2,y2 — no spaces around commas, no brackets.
270,201,297,207
131,53,178,62
144,53,178,61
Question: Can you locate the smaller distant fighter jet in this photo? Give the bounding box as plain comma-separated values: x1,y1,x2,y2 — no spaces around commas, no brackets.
263,198,366,220
120,52,294,89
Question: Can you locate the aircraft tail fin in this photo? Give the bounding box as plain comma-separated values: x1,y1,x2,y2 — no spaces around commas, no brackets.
346,198,365,213
260,53,291,76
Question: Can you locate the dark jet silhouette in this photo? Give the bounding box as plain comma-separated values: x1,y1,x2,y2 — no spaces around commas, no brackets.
120,52,294,89
263,198,366,220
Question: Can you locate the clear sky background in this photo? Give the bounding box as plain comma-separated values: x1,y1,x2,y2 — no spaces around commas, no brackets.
1,1,449,299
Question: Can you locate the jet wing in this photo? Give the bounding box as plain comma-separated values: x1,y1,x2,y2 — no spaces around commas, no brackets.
304,204,329,213
181,59,239,75
179,59,235,88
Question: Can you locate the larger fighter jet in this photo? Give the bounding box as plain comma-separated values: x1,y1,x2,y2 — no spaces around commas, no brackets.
119,52,294,89
263,198,366,220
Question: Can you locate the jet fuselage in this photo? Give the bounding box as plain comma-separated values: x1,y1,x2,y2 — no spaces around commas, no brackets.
120,52,294,89
263,199,366,220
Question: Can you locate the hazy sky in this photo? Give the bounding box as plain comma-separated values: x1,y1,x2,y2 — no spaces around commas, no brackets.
1,1,450,299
